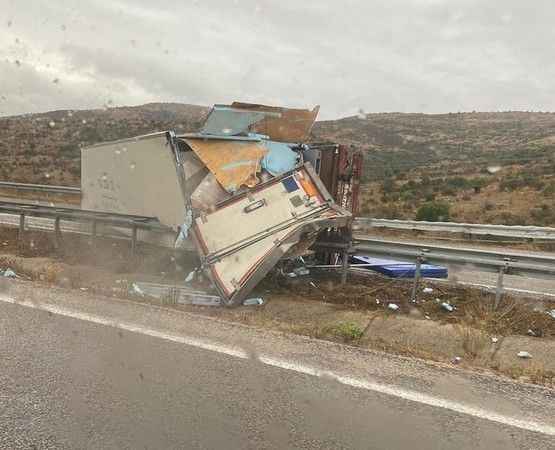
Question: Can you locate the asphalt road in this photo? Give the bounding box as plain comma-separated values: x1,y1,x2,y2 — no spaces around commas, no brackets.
1,280,554,449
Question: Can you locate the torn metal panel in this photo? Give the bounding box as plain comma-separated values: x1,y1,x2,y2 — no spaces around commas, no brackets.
181,151,209,196
231,102,320,142
191,164,351,305
201,105,280,136
183,138,268,193
190,172,231,212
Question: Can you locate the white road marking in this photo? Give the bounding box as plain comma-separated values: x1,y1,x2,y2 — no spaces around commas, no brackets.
1,294,554,437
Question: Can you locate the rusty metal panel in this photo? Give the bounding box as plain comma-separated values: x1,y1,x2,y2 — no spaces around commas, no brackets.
230,102,320,142
183,138,268,193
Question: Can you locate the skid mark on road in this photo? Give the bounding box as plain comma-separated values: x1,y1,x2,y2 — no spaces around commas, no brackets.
1,294,554,437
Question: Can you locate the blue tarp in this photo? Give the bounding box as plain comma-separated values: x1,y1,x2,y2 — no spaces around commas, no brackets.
351,255,448,279
261,141,299,176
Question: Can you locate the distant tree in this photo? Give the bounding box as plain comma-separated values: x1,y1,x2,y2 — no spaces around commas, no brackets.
416,201,451,222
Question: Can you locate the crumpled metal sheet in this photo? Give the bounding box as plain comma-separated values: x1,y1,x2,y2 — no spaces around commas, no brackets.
190,172,231,212
183,138,267,193
231,102,320,142
200,105,278,136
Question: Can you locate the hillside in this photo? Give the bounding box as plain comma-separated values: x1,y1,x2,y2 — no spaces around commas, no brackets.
313,112,555,226
1,106,554,225
0,103,209,186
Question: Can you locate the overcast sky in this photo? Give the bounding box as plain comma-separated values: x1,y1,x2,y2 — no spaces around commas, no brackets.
2,0,555,119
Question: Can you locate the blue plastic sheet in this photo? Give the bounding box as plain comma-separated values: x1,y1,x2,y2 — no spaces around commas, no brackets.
261,141,299,176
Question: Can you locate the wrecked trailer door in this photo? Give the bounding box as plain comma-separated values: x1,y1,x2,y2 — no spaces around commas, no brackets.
192,164,351,305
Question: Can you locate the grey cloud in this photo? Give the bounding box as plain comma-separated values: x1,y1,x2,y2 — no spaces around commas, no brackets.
2,0,555,118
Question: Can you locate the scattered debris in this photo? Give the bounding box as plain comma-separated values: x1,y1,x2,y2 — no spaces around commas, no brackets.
441,302,454,312
375,299,381,305
293,267,310,277
527,329,537,337
388,303,399,311
491,337,499,344
243,297,264,306
425,315,431,320
548,310,555,320
2,268,17,278
422,287,434,294
517,351,532,359
131,283,145,296
452,356,462,364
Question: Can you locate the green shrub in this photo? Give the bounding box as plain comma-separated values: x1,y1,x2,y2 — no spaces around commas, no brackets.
416,201,451,222
328,322,364,342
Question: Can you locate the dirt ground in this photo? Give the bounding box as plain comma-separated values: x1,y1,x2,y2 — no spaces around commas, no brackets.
1,226,554,387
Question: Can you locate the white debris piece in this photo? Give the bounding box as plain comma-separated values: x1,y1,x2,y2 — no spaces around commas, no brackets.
375,299,381,305
548,310,555,319
517,351,532,359
441,302,454,312
425,315,431,320
491,337,499,343
452,356,462,364
131,283,145,296
293,267,310,276
243,297,264,306
527,329,536,337
422,287,433,294
2,268,17,278
388,303,399,311
184,270,196,284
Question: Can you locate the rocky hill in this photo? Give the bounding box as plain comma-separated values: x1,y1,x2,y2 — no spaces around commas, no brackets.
1,105,554,225
0,103,209,186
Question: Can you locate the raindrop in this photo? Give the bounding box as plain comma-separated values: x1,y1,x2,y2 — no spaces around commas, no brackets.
102,175,107,180
130,163,136,170
48,121,56,128
115,149,121,155
122,146,127,152
82,119,87,124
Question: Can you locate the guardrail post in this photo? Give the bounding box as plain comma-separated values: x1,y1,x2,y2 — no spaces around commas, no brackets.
340,249,349,285
54,216,62,250
131,224,138,256
410,253,424,305
91,219,97,239
494,260,510,309
18,213,25,253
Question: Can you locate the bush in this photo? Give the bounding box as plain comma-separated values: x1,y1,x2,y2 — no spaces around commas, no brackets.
328,322,364,342
416,201,451,222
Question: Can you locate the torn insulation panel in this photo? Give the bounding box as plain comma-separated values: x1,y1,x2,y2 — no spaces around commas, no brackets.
183,138,268,193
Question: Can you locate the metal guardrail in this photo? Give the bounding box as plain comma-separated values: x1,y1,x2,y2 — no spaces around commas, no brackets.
355,236,555,306
0,181,81,195
0,201,170,254
354,217,555,241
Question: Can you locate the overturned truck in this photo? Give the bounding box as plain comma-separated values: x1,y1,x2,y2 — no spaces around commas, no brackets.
81,102,362,305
